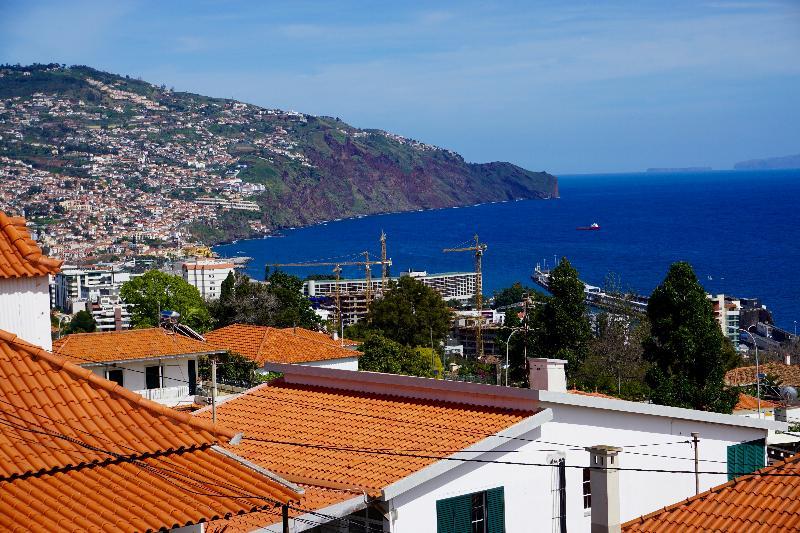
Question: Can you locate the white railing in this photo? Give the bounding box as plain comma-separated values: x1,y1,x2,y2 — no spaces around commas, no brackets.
133,385,190,402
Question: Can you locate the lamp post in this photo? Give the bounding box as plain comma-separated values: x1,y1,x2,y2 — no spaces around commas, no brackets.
740,326,761,418
505,327,523,387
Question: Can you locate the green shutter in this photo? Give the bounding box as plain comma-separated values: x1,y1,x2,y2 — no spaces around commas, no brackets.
727,439,765,480
486,487,506,533
436,494,471,533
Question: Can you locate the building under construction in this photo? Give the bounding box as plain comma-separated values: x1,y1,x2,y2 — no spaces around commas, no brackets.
303,270,477,326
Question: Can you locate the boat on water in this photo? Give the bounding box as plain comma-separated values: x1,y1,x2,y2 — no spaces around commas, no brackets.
576,222,601,231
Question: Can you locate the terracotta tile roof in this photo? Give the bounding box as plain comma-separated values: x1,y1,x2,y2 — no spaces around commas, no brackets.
623,453,800,532
0,211,62,279
734,392,779,411
183,262,235,270
205,324,361,365
206,483,357,533
53,327,221,364
196,379,532,492
726,362,800,387
0,328,300,531
569,388,618,400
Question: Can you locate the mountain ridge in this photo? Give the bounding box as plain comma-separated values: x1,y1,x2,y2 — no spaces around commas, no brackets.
734,153,800,171
0,64,557,252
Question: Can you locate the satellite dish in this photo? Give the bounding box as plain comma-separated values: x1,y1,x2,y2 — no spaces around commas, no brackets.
780,386,798,402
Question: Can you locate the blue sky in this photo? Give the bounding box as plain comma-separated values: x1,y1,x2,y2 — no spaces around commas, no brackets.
1,1,798,174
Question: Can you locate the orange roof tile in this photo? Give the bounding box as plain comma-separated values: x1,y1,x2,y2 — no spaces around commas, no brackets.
726,362,800,387
183,262,235,270
0,211,62,279
569,388,618,400
623,454,800,532
734,392,778,411
53,327,222,364
196,379,532,492
0,328,300,531
205,324,361,365
196,377,533,530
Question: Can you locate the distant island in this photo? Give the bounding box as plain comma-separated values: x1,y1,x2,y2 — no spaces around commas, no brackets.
734,153,800,170
646,167,712,173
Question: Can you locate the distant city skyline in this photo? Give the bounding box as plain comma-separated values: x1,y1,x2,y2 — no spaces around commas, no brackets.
1,0,798,174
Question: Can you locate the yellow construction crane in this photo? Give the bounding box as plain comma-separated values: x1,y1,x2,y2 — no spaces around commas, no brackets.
266,254,392,333
443,234,488,358
380,231,389,293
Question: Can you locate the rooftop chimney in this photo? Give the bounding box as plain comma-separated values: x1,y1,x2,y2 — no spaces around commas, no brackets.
528,358,567,392
786,353,792,366
586,445,623,533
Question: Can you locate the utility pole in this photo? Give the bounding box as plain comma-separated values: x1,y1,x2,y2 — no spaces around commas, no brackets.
691,432,700,495
211,356,217,424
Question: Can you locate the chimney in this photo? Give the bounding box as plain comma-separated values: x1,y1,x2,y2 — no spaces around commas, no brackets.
786,353,792,366
528,358,567,392
114,307,122,331
586,445,623,533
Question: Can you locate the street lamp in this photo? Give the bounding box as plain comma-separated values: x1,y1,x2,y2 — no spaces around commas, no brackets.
740,326,761,418
505,327,524,387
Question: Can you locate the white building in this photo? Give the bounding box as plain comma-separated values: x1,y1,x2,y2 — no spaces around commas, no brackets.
0,212,62,350
182,259,235,300
709,293,741,348
52,327,223,407
71,294,132,331
52,266,135,312
199,358,783,532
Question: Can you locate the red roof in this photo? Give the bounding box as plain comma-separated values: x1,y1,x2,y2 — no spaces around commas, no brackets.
0,328,300,531
0,211,62,278
623,454,800,532
205,324,361,365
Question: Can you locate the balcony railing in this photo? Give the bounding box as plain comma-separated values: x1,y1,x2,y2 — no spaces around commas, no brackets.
133,385,190,402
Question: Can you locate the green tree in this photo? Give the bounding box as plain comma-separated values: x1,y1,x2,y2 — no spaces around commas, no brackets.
534,258,591,381
365,275,452,347
358,334,433,378
63,310,97,334
120,270,212,332
264,269,321,329
643,262,738,413
492,282,539,309
208,272,278,327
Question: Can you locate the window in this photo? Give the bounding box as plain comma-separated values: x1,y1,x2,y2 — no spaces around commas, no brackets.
551,457,567,533
350,507,385,533
727,439,765,480
583,468,592,510
105,369,123,387
436,487,504,533
187,359,196,395
145,365,162,390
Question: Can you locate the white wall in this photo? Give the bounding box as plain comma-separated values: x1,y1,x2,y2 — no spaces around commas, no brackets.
0,275,52,350
88,357,195,393
301,357,359,371
389,407,767,533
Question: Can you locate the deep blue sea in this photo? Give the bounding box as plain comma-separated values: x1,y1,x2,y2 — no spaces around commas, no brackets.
215,169,800,330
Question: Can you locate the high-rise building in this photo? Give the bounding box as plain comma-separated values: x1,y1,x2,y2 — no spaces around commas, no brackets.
709,293,741,348
181,259,235,300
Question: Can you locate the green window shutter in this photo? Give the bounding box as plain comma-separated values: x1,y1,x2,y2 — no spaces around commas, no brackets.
486,487,506,533
437,494,471,533
727,439,765,480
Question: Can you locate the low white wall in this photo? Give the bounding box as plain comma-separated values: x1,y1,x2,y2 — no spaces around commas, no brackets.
300,357,359,371
0,276,52,350
390,406,768,533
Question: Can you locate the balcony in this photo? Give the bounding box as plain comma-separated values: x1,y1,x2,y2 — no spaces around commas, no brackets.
133,385,191,405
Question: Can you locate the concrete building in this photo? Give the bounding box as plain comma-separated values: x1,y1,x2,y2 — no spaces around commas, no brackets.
708,293,741,348
52,327,223,407
197,359,782,533
71,294,132,331
0,212,61,350
52,266,134,312
182,259,235,300
304,270,476,326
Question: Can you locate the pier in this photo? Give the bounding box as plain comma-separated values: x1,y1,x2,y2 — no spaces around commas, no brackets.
532,264,649,314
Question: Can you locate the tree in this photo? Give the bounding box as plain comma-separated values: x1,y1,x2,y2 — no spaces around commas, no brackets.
120,270,212,332
208,272,278,327
365,275,452,347
358,334,434,378
63,310,97,334
492,282,539,309
534,258,591,381
643,262,738,413
264,269,321,329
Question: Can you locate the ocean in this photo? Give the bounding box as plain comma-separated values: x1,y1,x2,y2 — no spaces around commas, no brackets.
214,169,800,330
